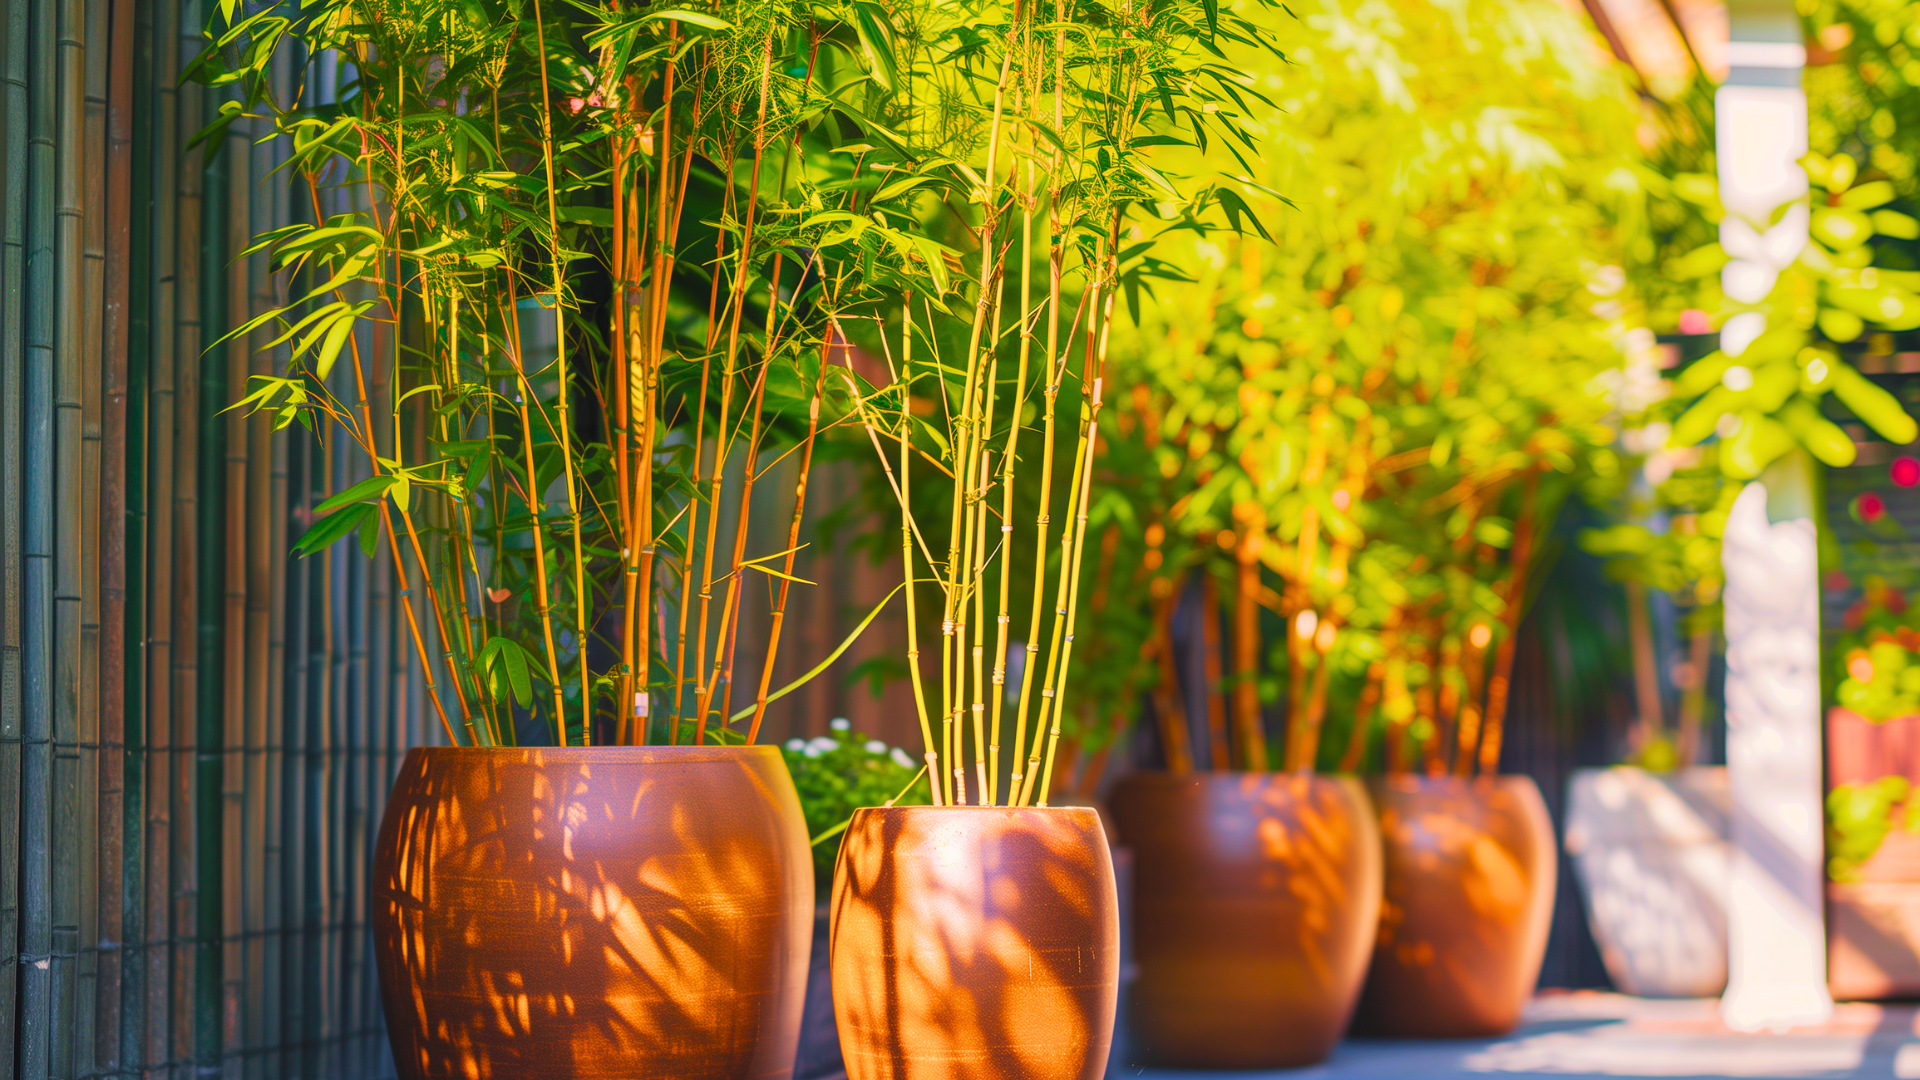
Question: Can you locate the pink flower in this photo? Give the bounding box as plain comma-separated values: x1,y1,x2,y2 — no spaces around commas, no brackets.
1893,457,1920,488
1858,491,1887,523
1678,309,1712,335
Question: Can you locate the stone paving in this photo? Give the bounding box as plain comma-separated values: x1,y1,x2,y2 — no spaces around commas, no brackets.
1129,994,1920,1080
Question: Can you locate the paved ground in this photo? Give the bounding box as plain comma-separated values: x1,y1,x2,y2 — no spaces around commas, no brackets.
1129,994,1920,1080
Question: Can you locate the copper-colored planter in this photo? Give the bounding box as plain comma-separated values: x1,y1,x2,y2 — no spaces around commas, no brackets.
1349,774,1555,1039
1110,772,1381,1069
829,806,1119,1080
373,745,812,1080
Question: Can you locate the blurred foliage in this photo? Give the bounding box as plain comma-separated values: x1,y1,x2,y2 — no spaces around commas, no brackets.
1086,0,1653,774
1829,775,1920,880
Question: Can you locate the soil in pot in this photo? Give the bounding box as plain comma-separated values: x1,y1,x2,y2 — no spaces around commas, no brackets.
1110,771,1380,1069
373,745,813,1080
1564,766,1729,998
1349,774,1555,1039
829,805,1119,1080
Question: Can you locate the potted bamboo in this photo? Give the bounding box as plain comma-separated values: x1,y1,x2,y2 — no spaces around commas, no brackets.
820,2,1284,1077
194,0,921,1074
1094,0,1642,1051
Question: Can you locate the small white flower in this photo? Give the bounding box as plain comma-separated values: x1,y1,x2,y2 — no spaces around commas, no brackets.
784,739,805,752
807,736,837,756
864,740,887,755
890,748,915,770
829,717,851,731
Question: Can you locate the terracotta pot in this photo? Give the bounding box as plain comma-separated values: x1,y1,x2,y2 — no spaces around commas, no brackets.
373,745,812,1080
1564,766,1729,997
829,806,1119,1080
1825,706,1920,1000
1349,774,1555,1039
1109,771,1380,1069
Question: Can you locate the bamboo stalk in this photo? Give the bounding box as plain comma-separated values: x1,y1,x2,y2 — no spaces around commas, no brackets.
1478,469,1541,776
746,331,833,745
1148,589,1194,774
1232,530,1268,770
1199,572,1230,770
529,0,591,743
1677,626,1712,767
1338,662,1384,773
1626,580,1664,755
1034,380,1103,807
890,304,941,800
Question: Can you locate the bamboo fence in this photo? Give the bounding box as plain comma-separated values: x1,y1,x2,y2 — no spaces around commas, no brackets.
1,0,426,1074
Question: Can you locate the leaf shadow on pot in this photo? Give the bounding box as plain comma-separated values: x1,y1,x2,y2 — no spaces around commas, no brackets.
1350,775,1557,1040
375,748,809,1080
830,807,1119,1080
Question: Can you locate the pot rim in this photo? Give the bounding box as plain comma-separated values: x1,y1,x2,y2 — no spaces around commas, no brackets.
406,743,781,761
848,803,1098,817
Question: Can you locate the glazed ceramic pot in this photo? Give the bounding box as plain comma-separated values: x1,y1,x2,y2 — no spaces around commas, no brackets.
372,745,812,1080
1349,774,1555,1039
1564,766,1729,997
829,806,1120,1080
1109,771,1381,1069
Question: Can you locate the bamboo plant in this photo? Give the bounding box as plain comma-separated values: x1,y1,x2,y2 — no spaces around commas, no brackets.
1102,0,1651,776
828,0,1286,806
189,0,986,747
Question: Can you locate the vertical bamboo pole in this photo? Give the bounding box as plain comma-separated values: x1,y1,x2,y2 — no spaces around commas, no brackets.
96,0,134,1062
0,0,29,1061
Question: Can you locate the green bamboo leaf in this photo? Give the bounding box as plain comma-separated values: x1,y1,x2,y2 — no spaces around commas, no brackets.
639,8,732,30
1832,366,1919,444
314,474,398,515
315,310,359,380
292,502,374,557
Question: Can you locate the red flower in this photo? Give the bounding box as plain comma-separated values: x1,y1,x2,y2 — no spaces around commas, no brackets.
1859,492,1887,523
1894,457,1920,488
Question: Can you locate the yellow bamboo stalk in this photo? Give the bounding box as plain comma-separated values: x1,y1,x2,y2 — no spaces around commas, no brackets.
1035,380,1103,806
531,0,591,743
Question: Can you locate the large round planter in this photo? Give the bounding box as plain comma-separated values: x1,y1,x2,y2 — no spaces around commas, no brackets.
1349,774,1555,1039
829,806,1119,1080
1564,766,1729,997
373,745,813,1080
1109,771,1381,1069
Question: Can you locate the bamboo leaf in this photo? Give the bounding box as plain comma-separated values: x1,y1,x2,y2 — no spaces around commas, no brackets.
293,502,374,557
314,474,398,515
728,582,904,724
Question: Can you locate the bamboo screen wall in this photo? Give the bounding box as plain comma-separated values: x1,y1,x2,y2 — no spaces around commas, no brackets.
2,0,429,1073
0,0,918,1073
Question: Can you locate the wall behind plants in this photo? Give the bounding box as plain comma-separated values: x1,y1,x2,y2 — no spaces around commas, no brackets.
0,0,446,1072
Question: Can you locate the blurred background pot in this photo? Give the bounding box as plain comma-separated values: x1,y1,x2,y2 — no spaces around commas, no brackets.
373,745,813,1080
1350,774,1555,1038
1826,706,1920,999
1109,771,1381,1069
1564,766,1730,997
830,806,1119,1080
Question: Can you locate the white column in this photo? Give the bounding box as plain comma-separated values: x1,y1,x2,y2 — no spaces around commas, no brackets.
1716,0,1832,1032
1721,454,1832,1031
